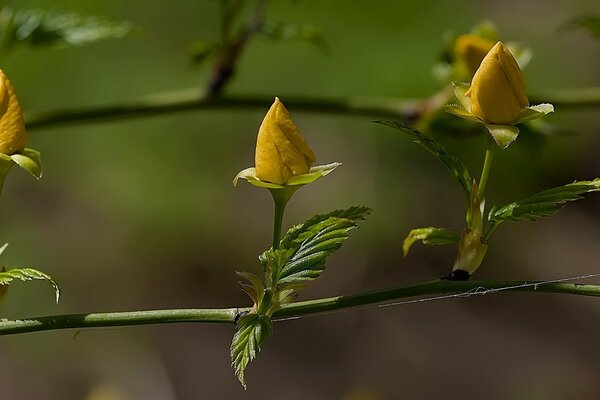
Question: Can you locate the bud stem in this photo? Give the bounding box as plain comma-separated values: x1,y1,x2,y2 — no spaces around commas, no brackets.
477,144,494,199
269,187,297,250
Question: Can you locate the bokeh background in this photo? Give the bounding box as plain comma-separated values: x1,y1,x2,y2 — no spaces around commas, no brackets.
1,0,600,399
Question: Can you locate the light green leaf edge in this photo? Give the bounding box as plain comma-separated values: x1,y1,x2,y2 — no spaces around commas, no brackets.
402,227,460,257
10,148,43,179
484,178,600,241
376,120,473,196
231,314,273,389
516,103,555,124
0,267,61,303
232,162,341,189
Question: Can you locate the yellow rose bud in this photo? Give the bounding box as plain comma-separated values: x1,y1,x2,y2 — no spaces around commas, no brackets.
0,70,27,155
466,41,529,125
255,97,316,185
454,34,495,77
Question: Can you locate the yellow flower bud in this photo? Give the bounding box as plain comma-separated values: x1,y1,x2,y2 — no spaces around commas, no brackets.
454,34,495,77
255,97,316,185
0,70,27,155
466,42,529,125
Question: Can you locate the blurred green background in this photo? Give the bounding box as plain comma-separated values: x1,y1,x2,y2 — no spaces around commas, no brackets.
1,0,600,399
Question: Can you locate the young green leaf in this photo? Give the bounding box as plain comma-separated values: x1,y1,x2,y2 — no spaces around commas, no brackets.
402,227,460,257
376,121,473,196
0,8,134,50
231,314,273,389
276,206,371,284
484,179,600,241
0,267,60,303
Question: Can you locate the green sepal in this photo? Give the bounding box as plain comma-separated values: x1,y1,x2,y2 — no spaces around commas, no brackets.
230,314,273,389
484,178,600,241
376,120,473,197
452,82,472,111
516,104,555,124
484,124,520,149
10,148,43,179
444,104,480,122
232,162,341,189
402,227,460,257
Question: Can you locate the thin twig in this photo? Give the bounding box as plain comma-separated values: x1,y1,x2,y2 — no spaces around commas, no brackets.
2,278,600,336
24,87,600,131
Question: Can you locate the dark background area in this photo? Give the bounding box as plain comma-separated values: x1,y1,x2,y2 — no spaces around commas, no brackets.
0,0,599,399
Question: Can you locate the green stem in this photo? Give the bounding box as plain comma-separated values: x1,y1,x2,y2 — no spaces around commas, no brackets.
271,196,286,250
2,279,600,336
477,145,494,199
23,88,600,131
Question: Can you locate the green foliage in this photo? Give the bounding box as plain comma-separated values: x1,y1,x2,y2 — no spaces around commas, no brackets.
0,267,60,303
402,227,460,257
230,314,273,389
484,179,600,241
376,121,473,196
259,21,329,53
0,7,134,52
562,15,600,40
232,206,371,387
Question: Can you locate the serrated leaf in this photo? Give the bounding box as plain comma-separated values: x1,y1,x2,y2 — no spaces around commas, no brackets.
10,148,42,179
276,207,371,284
376,121,473,196
2,9,134,49
402,227,460,257
0,267,60,303
484,179,600,241
230,314,272,389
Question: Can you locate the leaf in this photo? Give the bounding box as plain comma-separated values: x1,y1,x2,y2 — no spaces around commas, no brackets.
276,206,371,284
10,148,42,179
0,267,60,303
376,120,473,196
484,179,600,241
230,314,273,389
236,271,264,304
402,227,460,257
1,8,134,49
259,21,329,53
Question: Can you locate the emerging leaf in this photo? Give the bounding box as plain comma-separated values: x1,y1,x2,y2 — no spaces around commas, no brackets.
376,121,473,196
484,179,600,241
0,267,60,303
0,8,134,50
231,314,273,389
402,227,460,257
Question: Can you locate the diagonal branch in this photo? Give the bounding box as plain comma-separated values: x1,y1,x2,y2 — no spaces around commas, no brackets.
2,278,600,336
